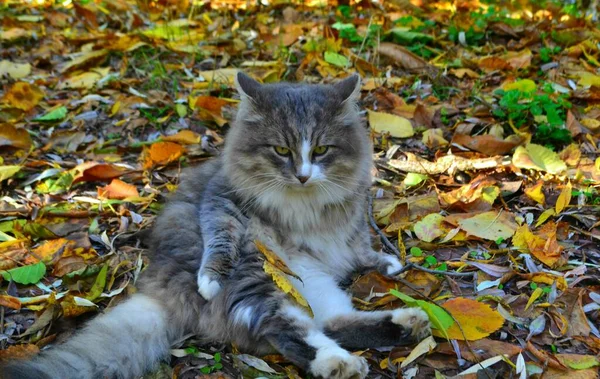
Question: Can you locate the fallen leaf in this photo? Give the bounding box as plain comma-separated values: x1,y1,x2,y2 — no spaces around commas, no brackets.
33,106,68,122
0,124,32,149
457,211,517,241
555,182,572,214
0,344,39,362
0,294,21,310
377,42,430,70
452,133,521,156
263,260,313,317
162,130,201,145
0,60,31,79
400,335,436,368
524,181,545,204
435,298,504,341
98,179,139,200
413,213,445,242
368,110,414,138
513,144,567,175
2,82,44,111
142,141,185,169
0,262,46,285
0,165,22,182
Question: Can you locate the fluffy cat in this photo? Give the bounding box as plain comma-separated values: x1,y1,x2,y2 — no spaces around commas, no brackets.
2,73,430,379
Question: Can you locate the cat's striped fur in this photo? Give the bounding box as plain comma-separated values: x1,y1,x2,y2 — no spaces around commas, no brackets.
2,73,430,379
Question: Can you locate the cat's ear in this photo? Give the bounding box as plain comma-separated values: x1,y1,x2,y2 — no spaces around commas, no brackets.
235,72,261,99
334,74,362,104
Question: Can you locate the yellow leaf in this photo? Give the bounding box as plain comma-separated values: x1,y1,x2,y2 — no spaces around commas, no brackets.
435,298,504,341
555,182,572,214
504,79,536,92
577,71,600,87
255,240,302,282
0,165,21,182
57,68,110,90
526,287,544,310
457,211,517,241
521,273,567,291
512,144,567,175
162,130,200,145
263,260,313,317
524,181,545,205
536,208,556,227
2,82,44,111
368,110,414,138
400,336,436,368
0,60,31,79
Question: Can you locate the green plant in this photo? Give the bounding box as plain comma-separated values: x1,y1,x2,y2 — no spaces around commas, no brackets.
493,84,572,149
200,352,223,374
540,46,561,63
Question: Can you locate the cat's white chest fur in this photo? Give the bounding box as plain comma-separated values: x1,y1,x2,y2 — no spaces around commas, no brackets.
279,232,357,324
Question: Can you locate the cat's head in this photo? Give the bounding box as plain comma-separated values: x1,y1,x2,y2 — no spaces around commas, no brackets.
224,72,372,208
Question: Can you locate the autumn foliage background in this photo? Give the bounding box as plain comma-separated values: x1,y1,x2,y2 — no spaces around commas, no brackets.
1,0,600,377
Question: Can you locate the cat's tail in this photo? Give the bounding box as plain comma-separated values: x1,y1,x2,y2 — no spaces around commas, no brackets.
1,293,170,379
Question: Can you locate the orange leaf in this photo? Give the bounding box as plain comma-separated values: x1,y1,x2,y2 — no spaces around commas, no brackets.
193,96,229,113
0,344,39,362
2,82,44,111
0,294,21,310
98,179,139,200
0,124,33,149
436,298,504,341
142,141,184,169
162,130,201,145
72,162,128,184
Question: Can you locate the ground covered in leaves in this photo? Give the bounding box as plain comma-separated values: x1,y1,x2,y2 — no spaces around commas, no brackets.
1,0,600,378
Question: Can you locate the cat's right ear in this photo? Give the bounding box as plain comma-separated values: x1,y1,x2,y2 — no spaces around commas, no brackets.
235,72,261,100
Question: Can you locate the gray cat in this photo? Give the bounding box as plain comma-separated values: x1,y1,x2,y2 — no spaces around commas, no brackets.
2,73,430,379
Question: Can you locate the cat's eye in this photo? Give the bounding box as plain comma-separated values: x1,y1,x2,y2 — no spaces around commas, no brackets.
313,146,329,156
274,146,291,156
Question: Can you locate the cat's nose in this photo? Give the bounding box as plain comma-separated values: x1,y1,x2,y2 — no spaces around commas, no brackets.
295,175,310,184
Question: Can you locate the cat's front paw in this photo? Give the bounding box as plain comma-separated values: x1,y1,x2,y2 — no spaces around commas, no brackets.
382,255,403,275
391,308,431,342
309,346,368,379
197,273,222,300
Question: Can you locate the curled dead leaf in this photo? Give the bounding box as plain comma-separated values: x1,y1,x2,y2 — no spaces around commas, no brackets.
98,179,139,200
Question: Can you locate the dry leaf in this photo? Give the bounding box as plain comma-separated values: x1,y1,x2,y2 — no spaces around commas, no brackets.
0,124,33,149
2,82,44,111
434,298,504,341
98,179,139,200
142,141,185,169
555,182,572,214
368,110,414,138
263,260,313,317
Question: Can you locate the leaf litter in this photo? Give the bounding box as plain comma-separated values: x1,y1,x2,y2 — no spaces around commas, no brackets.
1,0,600,378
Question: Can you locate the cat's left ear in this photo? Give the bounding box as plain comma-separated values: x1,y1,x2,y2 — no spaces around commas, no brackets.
235,72,262,100
334,74,362,104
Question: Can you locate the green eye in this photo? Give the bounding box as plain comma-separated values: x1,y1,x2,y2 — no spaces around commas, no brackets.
313,146,329,155
274,146,291,156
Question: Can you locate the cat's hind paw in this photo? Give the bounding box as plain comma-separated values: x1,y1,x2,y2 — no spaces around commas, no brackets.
382,255,403,275
309,346,368,379
197,274,222,300
391,307,431,342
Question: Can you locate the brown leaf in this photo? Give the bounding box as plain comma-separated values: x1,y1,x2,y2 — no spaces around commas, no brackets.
2,82,44,111
98,179,139,200
73,163,128,184
479,56,510,71
452,134,522,156
162,130,201,145
0,124,32,149
0,294,21,310
377,42,430,70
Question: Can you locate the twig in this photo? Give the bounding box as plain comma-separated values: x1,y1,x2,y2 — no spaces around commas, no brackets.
367,193,475,278
393,262,474,277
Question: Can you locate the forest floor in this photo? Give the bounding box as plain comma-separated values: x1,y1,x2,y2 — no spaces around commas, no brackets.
1,0,600,378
